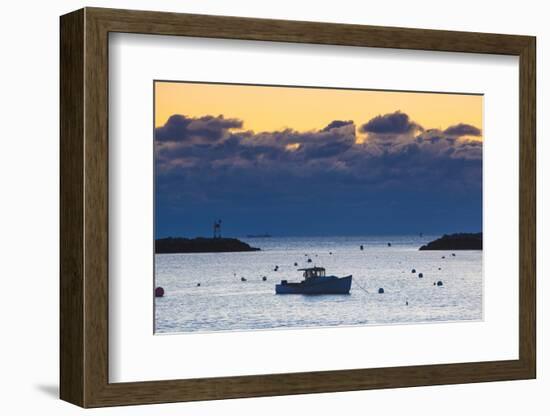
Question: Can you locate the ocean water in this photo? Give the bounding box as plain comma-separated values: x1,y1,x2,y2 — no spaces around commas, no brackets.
154,235,482,334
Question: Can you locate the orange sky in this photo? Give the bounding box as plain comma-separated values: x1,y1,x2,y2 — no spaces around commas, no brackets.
155,81,483,139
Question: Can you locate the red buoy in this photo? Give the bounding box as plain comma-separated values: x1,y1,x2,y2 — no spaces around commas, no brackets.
155,286,165,297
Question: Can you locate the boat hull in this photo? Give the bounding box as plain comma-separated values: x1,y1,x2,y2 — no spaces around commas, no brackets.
275,275,352,295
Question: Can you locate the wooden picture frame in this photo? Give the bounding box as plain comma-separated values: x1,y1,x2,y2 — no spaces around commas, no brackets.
60,7,536,408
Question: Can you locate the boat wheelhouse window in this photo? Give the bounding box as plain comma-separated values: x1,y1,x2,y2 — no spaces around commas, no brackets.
303,268,326,278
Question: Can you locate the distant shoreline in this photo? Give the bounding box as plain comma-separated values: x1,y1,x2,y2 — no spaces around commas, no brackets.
155,237,260,254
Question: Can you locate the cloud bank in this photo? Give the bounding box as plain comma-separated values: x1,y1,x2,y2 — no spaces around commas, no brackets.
154,111,482,236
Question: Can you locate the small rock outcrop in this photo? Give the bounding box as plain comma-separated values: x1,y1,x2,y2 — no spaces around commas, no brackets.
419,233,482,251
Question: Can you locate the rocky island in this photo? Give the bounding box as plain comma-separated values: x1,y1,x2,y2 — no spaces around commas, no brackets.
419,233,482,251
155,237,261,254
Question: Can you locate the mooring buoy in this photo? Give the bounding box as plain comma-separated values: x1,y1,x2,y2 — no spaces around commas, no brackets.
155,287,165,297
378,288,385,294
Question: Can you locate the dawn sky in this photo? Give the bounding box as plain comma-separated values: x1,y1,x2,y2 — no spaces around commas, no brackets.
155,81,482,139
154,81,483,238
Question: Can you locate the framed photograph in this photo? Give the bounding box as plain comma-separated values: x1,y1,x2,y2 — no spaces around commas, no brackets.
60,7,536,408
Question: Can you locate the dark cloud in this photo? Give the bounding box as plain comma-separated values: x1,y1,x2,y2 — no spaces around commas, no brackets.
359,111,423,135
413,128,482,161
321,120,354,132
155,114,243,142
443,123,482,137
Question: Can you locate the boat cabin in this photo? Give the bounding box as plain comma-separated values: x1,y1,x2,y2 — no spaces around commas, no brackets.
298,267,326,279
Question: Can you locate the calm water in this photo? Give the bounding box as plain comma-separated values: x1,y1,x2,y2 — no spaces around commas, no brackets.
154,235,482,334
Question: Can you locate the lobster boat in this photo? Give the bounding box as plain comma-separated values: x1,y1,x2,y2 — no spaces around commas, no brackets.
275,267,352,295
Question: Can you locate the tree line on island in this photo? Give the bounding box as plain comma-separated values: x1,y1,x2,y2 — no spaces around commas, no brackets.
155,237,260,254
419,233,482,250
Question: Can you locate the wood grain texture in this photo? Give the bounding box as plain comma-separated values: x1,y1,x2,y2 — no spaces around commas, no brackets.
59,8,84,407
83,10,110,406
518,38,537,375
59,7,537,408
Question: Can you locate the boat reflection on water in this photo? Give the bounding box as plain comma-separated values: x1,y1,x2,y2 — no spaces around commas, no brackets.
275,267,352,295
